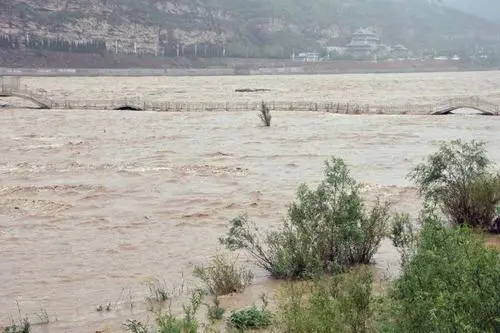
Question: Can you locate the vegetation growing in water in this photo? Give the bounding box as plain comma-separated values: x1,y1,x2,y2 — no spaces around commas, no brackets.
258,101,272,127
276,265,375,333
205,297,225,322
220,157,391,279
409,139,500,229
144,278,171,310
229,295,273,331
193,252,253,296
154,289,203,333
389,212,418,267
1,319,30,333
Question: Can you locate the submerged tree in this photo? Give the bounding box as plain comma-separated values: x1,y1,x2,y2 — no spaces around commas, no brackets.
220,157,391,279
258,101,272,127
408,139,500,228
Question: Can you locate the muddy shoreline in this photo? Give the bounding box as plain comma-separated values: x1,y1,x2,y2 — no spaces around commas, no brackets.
0,65,492,77
1,49,496,77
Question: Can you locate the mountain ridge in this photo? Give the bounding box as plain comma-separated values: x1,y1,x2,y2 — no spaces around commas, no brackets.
442,0,500,22
0,0,499,59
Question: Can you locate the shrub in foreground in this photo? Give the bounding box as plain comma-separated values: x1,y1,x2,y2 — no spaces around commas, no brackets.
123,320,149,333
123,289,203,333
144,278,170,304
229,296,272,331
409,139,500,228
389,212,419,267
391,208,500,332
276,265,376,333
193,253,253,296
155,289,203,333
220,157,391,279
206,297,225,322
1,319,30,333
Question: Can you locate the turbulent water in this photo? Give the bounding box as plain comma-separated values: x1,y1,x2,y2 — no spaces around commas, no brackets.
1,71,500,332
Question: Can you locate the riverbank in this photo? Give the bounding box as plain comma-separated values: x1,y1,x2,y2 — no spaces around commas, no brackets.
0,49,496,77
0,64,490,77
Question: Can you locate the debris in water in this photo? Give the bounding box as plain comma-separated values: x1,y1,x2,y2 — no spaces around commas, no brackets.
114,105,143,111
235,88,271,93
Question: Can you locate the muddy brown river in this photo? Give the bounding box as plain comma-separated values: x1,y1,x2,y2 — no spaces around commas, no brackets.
1,71,500,332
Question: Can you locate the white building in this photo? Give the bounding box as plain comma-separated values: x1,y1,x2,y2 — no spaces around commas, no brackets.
325,46,347,57
346,28,381,56
293,52,320,62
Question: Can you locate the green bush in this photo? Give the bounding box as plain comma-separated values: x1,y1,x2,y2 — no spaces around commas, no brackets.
220,157,391,279
409,139,500,228
1,319,30,333
124,289,203,333
144,278,170,304
276,266,376,333
229,297,273,331
391,207,500,332
206,297,225,322
193,253,253,296
155,289,203,333
123,320,149,333
389,212,418,267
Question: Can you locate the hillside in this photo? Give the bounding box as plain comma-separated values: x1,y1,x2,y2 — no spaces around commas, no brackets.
1,0,500,61
442,0,500,22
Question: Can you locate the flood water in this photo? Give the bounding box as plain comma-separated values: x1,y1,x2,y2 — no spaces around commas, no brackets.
1,71,500,332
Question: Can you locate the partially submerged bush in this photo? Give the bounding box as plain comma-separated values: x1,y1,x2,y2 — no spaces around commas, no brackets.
389,212,419,267
409,139,500,228
1,319,30,333
155,289,203,333
194,253,253,296
391,208,500,332
258,101,272,127
144,278,170,304
124,288,203,333
229,296,272,331
276,266,375,333
220,157,391,279
206,297,225,322
123,320,149,333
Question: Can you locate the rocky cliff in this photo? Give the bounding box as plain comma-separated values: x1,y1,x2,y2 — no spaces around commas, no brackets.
1,0,499,59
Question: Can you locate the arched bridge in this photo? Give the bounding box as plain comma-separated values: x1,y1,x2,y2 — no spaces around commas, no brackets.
1,77,499,115
432,97,500,115
0,83,58,109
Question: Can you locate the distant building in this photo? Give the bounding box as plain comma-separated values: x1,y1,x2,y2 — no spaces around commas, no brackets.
390,44,410,58
346,28,381,56
325,46,347,57
294,52,320,62
391,44,408,53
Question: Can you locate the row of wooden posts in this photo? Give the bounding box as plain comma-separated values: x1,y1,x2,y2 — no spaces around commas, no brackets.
58,100,428,114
